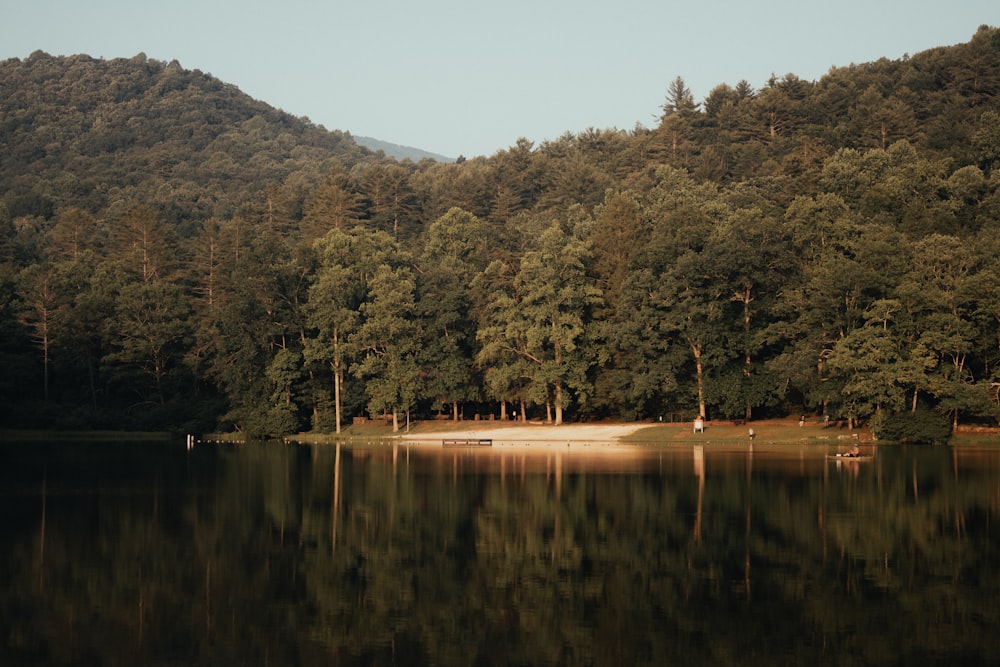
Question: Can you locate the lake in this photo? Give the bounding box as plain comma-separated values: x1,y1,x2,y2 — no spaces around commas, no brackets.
2,438,999,666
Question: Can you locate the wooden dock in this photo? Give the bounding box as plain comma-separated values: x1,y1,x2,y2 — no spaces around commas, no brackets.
442,438,493,447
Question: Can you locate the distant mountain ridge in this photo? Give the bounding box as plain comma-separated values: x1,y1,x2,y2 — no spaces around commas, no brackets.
353,135,454,163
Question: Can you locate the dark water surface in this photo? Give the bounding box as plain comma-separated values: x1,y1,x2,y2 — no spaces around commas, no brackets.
2,438,999,666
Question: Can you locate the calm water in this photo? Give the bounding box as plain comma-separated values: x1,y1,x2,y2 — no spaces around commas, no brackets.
2,438,999,666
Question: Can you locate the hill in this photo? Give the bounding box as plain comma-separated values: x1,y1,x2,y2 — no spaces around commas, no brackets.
353,135,454,163
0,51,374,223
1,29,999,436
3,28,999,227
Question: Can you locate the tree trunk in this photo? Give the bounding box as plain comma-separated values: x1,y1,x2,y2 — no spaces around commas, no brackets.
951,354,965,431
42,326,49,403
333,326,342,434
334,368,342,434
741,292,752,422
554,381,563,425
693,342,706,420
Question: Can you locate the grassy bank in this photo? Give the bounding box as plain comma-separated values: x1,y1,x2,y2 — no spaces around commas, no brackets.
622,418,871,444
623,419,1000,445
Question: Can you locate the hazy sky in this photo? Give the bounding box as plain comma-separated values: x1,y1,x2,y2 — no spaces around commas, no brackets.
2,1,997,158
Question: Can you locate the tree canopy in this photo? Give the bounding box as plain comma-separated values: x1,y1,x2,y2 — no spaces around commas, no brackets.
2,27,1000,438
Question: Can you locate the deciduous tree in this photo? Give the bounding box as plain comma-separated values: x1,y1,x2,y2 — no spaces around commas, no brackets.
476,221,601,424
351,264,422,432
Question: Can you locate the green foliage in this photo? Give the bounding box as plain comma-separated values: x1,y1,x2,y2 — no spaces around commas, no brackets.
871,405,953,444
0,52,370,224
351,263,422,429
475,219,602,424
3,30,1000,432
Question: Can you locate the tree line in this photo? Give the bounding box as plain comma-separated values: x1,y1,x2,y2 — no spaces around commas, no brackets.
1,27,999,438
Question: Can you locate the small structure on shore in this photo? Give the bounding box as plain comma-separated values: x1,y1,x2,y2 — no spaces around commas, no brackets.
442,438,493,447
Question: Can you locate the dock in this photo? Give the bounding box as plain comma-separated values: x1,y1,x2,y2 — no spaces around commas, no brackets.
442,438,493,447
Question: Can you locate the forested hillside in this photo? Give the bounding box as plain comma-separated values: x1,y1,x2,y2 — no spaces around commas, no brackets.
2,27,1000,439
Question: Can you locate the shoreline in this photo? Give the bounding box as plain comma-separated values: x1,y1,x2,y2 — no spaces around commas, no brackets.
391,417,873,443
396,422,652,446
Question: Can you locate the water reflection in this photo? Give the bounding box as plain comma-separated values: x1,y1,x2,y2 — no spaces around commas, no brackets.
2,439,999,665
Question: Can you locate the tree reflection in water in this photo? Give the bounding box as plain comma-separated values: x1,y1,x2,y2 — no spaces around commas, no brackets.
2,440,999,665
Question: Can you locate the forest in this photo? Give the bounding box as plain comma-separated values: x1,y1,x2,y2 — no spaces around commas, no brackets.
1,26,1000,439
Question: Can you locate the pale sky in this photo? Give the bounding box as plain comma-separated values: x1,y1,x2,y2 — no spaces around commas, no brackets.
2,1,997,158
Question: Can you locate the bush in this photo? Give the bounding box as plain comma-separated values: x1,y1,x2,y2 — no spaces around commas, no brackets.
871,407,952,444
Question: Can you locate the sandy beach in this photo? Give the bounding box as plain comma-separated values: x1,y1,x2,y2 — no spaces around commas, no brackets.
389,416,878,449
397,422,651,446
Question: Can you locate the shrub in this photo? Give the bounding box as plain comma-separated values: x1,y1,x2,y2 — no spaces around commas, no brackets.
871,407,952,444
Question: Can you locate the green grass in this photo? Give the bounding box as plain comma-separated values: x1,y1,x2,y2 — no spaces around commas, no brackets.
620,418,872,444
950,433,1000,446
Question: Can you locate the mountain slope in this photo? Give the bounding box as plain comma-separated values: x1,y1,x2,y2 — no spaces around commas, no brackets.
1,27,998,228
0,51,373,221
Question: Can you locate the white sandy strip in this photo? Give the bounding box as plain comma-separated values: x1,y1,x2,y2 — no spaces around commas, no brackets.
397,423,651,447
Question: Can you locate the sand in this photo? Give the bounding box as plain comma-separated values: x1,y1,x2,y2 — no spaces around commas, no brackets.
397,422,651,446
